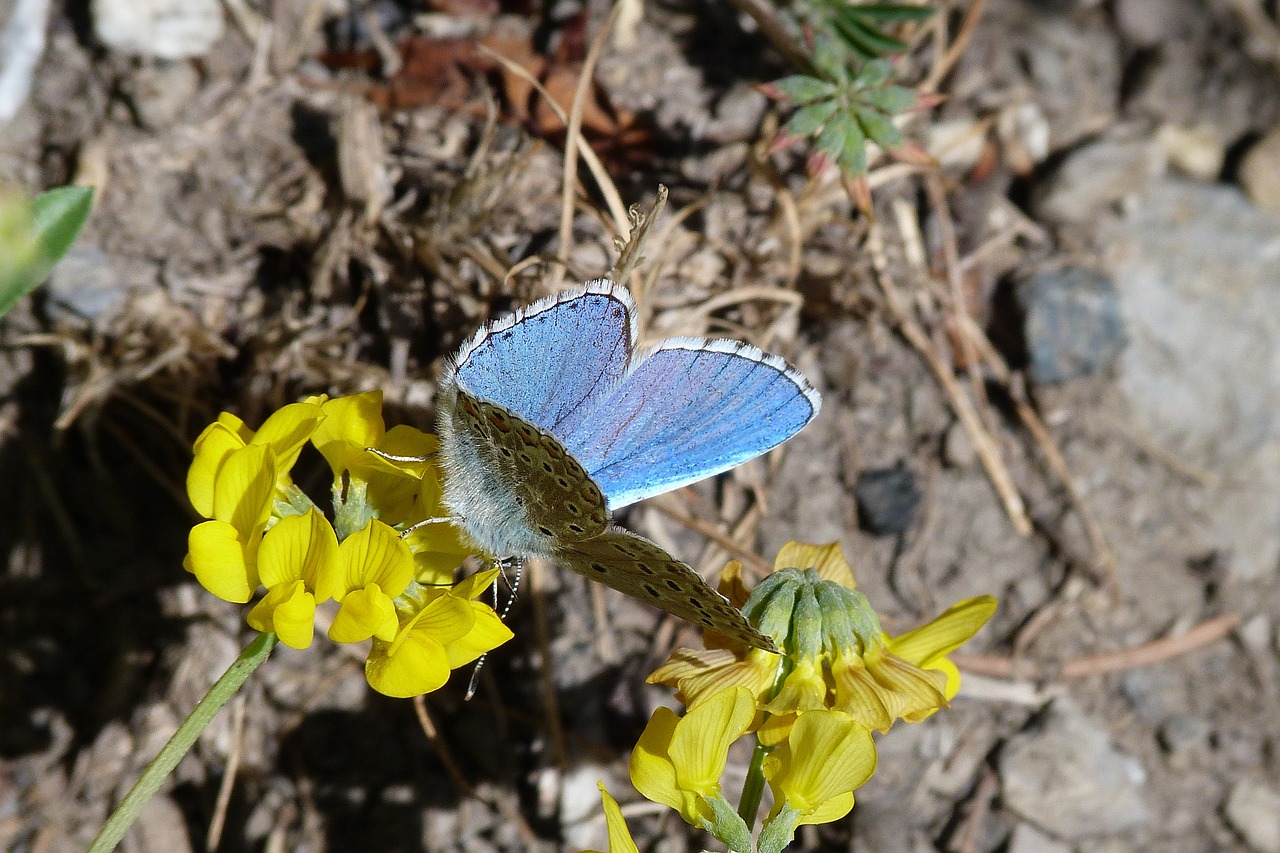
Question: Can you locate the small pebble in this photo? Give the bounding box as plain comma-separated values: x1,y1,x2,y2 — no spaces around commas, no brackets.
93,0,224,59
1156,124,1224,181
1017,267,1127,384
942,421,977,468
1224,780,1280,853
1239,123,1280,214
854,466,921,536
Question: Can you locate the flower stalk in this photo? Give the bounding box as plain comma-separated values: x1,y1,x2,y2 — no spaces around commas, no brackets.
88,632,278,853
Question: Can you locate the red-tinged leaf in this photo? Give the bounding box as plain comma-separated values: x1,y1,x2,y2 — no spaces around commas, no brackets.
912,91,948,111
769,129,804,155
806,148,832,178
848,174,873,218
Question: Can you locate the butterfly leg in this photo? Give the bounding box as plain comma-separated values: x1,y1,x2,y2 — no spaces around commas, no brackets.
398,515,464,538
465,556,524,700
364,447,439,464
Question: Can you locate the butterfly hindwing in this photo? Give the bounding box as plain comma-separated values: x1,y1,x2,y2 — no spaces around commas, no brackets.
555,526,779,652
561,339,820,510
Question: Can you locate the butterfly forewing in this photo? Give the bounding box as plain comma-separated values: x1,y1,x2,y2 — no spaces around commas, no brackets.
555,527,779,653
451,282,636,437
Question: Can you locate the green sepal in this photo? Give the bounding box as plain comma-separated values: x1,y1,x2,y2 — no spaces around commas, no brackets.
756,801,803,853
701,794,753,853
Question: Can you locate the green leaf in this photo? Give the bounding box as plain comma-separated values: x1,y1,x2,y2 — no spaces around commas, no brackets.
849,3,936,23
816,110,857,164
860,84,916,114
854,57,896,88
32,186,93,268
0,185,94,319
785,100,840,137
838,116,869,173
772,74,837,103
835,13,908,58
811,33,851,81
858,108,904,150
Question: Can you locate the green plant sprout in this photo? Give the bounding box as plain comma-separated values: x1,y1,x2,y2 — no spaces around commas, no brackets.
0,184,94,318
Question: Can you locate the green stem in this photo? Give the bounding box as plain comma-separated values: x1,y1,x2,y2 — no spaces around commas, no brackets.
89,632,278,853
737,739,771,829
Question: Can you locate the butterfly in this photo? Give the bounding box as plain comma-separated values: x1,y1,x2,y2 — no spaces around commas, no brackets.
435,279,820,651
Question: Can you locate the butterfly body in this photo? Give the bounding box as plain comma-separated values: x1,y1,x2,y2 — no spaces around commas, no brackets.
436,280,820,651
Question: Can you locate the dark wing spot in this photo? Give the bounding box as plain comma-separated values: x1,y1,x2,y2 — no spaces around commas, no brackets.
589,562,608,574
518,452,533,464
538,526,553,536
688,596,706,610
665,579,681,591
568,524,584,534
542,462,554,473
642,584,660,598
556,477,570,488
637,563,655,575
499,447,514,458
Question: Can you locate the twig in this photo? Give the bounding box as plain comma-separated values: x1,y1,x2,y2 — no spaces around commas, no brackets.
949,764,999,853
204,695,245,851
952,613,1241,680
554,3,622,288
862,213,1032,535
649,496,775,577
474,45,629,237
921,0,986,92
411,695,476,797
529,559,569,768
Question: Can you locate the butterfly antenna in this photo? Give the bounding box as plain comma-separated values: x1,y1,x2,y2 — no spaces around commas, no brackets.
465,557,524,700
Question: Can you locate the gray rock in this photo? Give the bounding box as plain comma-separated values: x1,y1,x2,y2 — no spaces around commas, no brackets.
1018,267,1127,384
1000,699,1148,840
1107,179,1280,578
1239,122,1280,214
1035,133,1166,224
1157,714,1211,764
1224,780,1280,853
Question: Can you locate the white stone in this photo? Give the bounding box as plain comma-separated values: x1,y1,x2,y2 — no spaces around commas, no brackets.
92,0,224,59
1225,780,1280,853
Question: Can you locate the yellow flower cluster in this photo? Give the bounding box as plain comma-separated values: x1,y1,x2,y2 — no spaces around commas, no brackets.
594,541,996,852
183,391,512,698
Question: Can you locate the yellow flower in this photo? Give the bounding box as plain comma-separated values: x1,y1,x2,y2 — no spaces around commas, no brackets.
364,568,514,698
187,401,325,519
184,401,327,603
328,519,415,644
245,508,340,649
311,390,469,582
650,542,997,735
764,710,876,828
629,686,756,827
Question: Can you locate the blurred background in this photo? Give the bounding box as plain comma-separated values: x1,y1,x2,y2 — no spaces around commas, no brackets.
1,0,1278,851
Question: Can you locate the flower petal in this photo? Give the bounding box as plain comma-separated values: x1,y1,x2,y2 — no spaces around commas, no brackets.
247,579,316,649
329,584,399,643
188,520,257,603
365,631,451,698
772,541,856,588
211,443,276,536
312,391,385,478
187,422,247,518
252,400,327,471
596,783,641,853
335,519,414,599
257,508,339,596
668,686,756,796
766,710,876,817
630,706,688,815
888,595,997,666
443,601,514,668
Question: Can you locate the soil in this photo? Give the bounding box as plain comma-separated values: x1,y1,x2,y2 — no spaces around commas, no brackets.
2,1,1278,852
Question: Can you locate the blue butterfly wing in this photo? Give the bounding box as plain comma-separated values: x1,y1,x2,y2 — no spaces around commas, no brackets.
560,339,820,510
450,281,636,437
